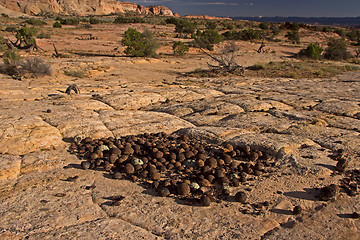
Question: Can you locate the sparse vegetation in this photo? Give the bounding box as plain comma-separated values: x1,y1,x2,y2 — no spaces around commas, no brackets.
37,32,51,39
324,38,351,60
222,29,263,41
18,57,52,76
64,68,87,78
24,18,47,26
89,17,101,24
246,61,359,79
121,28,159,57
173,41,189,56
114,16,145,24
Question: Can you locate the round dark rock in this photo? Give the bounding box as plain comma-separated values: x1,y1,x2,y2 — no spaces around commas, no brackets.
223,154,232,164
200,195,211,206
231,178,240,187
81,161,91,170
319,184,339,201
206,157,217,168
109,154,118,164
235,191,247,203
293,205,302,215
112,171,123,179
157,188,170,197
177,182,191,195
124,163,135,174
123,144,134,155
150,170,161,180
336,158,349,172
254,162,264,171
154,151,164,159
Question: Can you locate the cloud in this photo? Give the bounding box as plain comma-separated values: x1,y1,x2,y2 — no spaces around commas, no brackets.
245,2,254,6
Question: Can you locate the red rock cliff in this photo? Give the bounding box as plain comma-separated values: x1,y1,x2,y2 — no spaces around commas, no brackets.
0,0,174,16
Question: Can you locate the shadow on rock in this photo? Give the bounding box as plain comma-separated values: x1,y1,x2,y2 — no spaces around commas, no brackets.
270,208,293,215
283,188,319,201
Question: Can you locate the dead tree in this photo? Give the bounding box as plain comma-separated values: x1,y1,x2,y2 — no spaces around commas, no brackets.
257,39,266,53
199,42,244,75
65,84,80,94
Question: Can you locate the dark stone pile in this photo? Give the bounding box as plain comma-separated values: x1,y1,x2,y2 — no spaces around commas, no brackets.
69,132,276,206
339,169,360,197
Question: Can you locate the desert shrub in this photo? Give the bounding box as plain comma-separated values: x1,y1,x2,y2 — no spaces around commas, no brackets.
259,22,270,30
298,42,323,59
247,64,266,70
5,26,17,32
53,21,62,28
18,57,51,76
285,30,300,44
173,41,189,56
37,32,51,39
121,28,159,57
334,28,346,38
175,19,196,35
114,16,145,24
64,69,87,78
59,17,79,25
89,17,101,24
222,29,262,41
0,36,7,52
24,18,47,26
206,21,217,30
270,24,280,35
1,13,9,18
324,38,351,60
282,22,300,31
192,29,223,51
165,17,179,25
0,50,21,75
346,29,360,45
15,27,37,46
82,24,93,29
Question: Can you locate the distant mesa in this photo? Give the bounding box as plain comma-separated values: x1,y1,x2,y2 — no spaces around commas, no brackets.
0,0,174,16
183,15,232,20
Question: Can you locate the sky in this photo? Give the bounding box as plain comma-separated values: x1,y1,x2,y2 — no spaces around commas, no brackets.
122,0,360,17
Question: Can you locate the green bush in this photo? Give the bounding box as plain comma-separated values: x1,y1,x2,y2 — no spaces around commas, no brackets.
121,28,159,57
15,27,37,46
53,21,62,28
175,19,196,35
259,22,270,30
0,50,21,75
89,17,101,24
324,38,351,60
24,18,47,26
58,17,79,25
1,13,9,18
206,21,217,30
165,17,179,25
270,24,280,35
285,30,300,44
298,42,323,59
173,41,189,56
114,16,145,24
192,29,223,51
0,36,7,52
346,29,360,45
